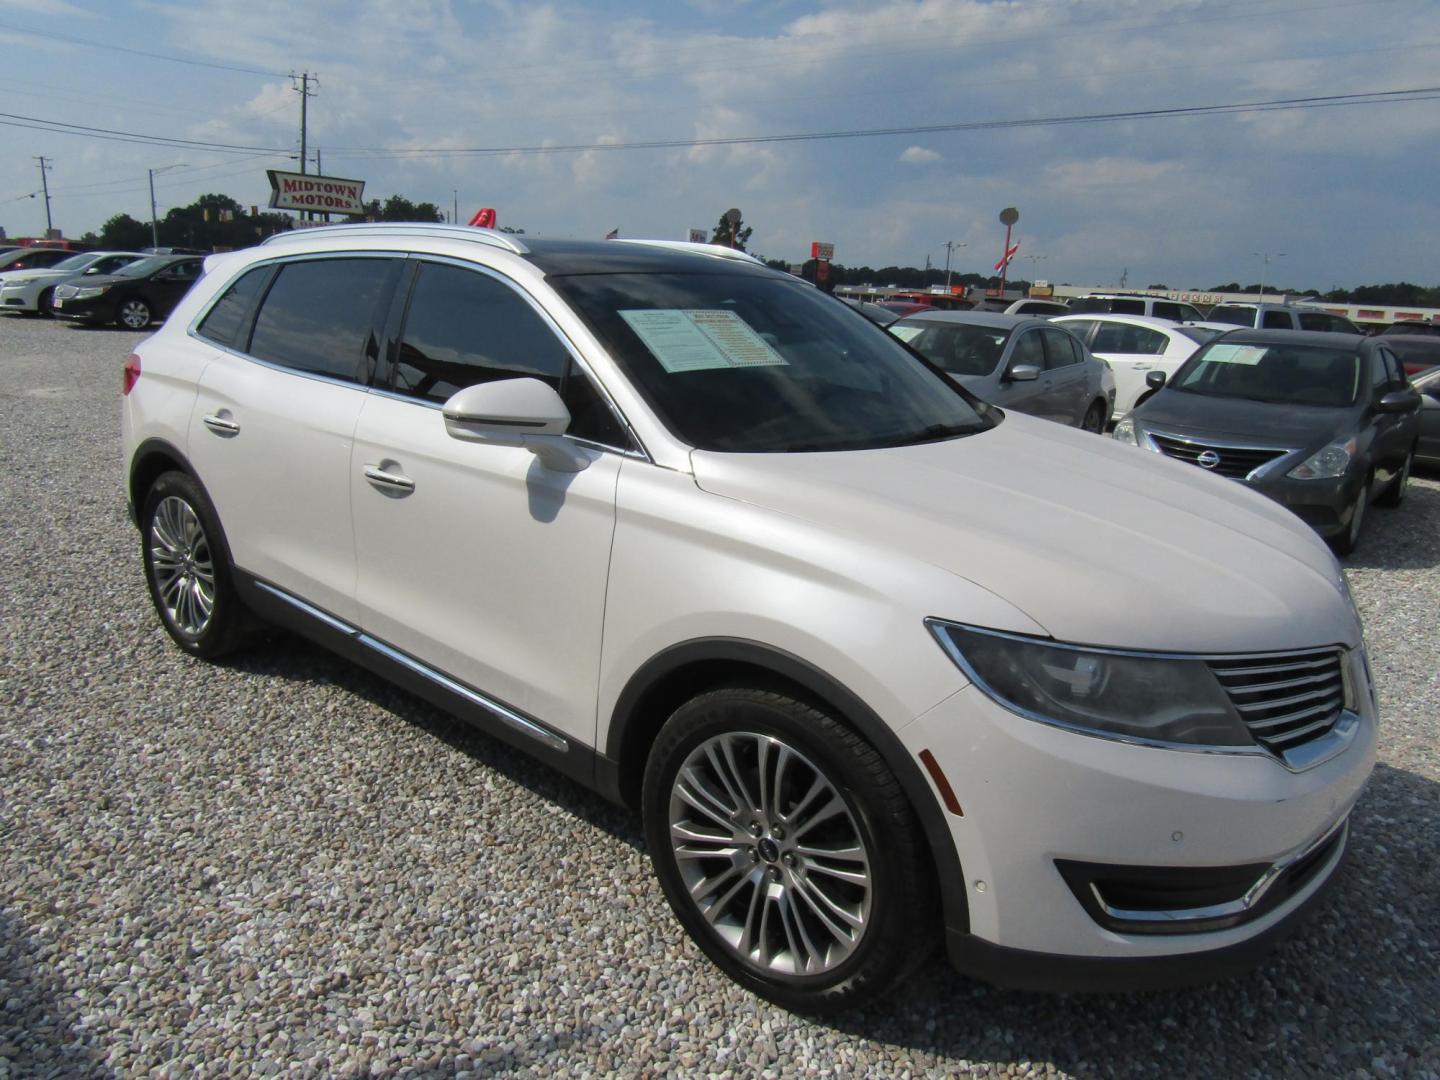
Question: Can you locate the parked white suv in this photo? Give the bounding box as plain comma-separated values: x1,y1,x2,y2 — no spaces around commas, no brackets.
121,224,1376,1013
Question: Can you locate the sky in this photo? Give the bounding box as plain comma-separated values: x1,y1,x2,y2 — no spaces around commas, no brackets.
2,0,1438,291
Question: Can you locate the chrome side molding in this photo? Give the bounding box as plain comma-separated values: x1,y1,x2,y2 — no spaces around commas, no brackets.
252,580,569,753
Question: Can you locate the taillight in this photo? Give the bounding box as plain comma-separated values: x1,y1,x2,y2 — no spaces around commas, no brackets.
123,353,141,395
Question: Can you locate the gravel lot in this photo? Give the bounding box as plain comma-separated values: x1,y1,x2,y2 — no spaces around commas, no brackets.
1,312,1436,1079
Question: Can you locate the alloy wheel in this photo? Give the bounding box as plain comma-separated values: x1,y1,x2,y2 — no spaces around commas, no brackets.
120,300,151,329
148,496,216,637
667,732,872,978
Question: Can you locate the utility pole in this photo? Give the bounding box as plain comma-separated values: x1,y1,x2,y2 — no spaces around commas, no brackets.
1252,252,1285,303
453,189,459,225
943,240,966,291
147,164,188,249
34,157,53,236
292,72,318,220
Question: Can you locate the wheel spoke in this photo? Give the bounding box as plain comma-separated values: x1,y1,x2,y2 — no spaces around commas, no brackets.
792,794,846,837
759,743,794,822
711,738,758,815
793,872,865,935
775,889,821,974
675,770,739,833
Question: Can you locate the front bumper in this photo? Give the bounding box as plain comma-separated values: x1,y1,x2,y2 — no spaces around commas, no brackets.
52,295,111,323
1246,473,1362,537
0,285,41,312
897,672,1375,988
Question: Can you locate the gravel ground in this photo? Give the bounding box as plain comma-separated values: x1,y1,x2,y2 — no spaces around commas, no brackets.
1,313,1436,1079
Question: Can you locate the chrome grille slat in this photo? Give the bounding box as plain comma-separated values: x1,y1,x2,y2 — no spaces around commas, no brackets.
1242,698,1344,731
1207,649,1345,758
1232,684,1344,712
1149,434,1290,479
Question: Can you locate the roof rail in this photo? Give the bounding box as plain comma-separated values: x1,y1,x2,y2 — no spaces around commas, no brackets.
260,222,529,255
612,239,767,265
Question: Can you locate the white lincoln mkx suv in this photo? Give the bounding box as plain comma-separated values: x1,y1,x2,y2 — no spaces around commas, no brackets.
121,224,1376,1013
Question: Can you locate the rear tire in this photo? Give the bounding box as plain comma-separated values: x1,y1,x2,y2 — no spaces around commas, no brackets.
140,471,253,658
642,687,935,1015
1080,401,1106,433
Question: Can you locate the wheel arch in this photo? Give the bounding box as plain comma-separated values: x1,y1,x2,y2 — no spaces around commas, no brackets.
605,637,969,935
128,438,196,523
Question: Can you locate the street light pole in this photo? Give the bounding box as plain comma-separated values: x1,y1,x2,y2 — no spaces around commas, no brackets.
943,240,966,290
1252,251,1286,303
148,164,188,249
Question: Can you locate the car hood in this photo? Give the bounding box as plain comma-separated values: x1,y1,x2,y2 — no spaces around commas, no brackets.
1137,390,1355,448
690,412,1359,654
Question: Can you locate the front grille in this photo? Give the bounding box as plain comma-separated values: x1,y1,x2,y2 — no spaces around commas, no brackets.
1150,433,1289,479
1208,649,1345,756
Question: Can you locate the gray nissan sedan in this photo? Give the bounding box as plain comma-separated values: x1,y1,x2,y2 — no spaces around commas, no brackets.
1114,330,1422,555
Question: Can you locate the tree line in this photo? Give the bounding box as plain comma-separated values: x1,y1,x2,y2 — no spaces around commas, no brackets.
68,195,1437,307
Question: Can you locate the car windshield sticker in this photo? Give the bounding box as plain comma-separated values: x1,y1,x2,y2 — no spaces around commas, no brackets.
1204,344,1268,366
889,325,924,343
620,309,787,373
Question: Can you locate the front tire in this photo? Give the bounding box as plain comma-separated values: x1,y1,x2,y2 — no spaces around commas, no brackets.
119,298,152,329
37,287,55,316
140,471,251,658
642,687,934,1014
1328,479,1369,557
1375,449,1413,508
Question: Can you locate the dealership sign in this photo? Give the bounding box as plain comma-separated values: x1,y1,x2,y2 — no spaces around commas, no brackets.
267,170,367,215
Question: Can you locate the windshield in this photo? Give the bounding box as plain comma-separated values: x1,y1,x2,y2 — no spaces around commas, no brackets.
52,253,95,272
890,321,1009,376
550,272,994,452
1170,342,1361,407
1208,306,1256,327
1178,326,1220,344
113,256,175,278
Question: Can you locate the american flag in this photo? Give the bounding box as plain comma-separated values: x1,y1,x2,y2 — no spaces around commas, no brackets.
994,241,1020,273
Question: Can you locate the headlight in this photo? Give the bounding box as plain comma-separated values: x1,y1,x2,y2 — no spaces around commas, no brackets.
74,286,110,299
929,621,1252,747
10,277,33,287
1112,416,1138,445
1287,438,1356,480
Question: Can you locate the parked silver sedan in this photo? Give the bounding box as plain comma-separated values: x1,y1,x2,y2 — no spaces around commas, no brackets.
889,311,1112,430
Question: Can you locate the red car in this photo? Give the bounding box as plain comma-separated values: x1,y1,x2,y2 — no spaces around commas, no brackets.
1384,335,1440,376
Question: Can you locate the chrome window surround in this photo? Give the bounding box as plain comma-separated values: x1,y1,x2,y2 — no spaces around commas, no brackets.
1139,426,1301,481
253,580,568,753
186,250,650,463
1086,814,1349,932
927,619,1365,772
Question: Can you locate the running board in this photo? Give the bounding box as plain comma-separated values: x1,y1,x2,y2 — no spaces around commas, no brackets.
252,579,569,754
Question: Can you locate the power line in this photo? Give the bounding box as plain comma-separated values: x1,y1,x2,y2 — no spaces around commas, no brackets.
4,86,1437,165
0,18,289,77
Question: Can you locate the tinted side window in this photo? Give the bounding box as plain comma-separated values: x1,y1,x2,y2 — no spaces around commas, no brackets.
1058,319,1098,343
1262,309,1292,329
248,259,394,383
1298,312,1327,332
1379,349,1405,387
1151,302,1184,321
1370,351,1389,396
196,266,270,348
1110,299,1146,315
1093,323,1167,355
1040,328,1080,367
394,262,630,448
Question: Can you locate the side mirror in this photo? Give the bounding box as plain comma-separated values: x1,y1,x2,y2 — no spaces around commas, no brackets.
1145,370,1168,390
1376,388,1421,414
1005,363,1040,382
442,377,590,472
83,267,101,275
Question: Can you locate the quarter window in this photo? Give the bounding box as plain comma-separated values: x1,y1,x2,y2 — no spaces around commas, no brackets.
247,258,396,384
393,262,630,449
196,266,270,349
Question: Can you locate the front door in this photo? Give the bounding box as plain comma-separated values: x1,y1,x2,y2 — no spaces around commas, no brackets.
351,259,633,744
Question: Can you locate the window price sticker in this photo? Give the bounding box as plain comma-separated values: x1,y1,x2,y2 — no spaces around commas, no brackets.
1204,344,1268,366
620,309,787,373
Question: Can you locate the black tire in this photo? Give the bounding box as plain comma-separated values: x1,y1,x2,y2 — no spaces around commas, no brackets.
1328,479,1369,557
37,287,55,316
642,687,935,1014
1079,400,1106,433
118,297,152,330
140,471,252,658
1375,449,1414,508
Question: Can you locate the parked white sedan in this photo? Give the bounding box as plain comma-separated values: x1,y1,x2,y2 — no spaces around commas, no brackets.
1052,314,1213,420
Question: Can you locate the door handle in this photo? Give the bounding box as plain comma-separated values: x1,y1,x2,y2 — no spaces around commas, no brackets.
202,413,240,436
363,464,415,493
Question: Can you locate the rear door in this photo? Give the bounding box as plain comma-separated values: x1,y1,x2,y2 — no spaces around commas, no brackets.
992,327,1056,419
1039,326,1090,423
187,255,401,623
1090,321,1170,415
148,259,204,319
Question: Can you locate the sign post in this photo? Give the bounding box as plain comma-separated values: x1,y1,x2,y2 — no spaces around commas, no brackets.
997,207,1019,298
810,241,835,292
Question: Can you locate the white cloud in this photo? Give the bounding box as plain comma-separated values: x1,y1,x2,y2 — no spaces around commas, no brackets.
899,146,940,164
